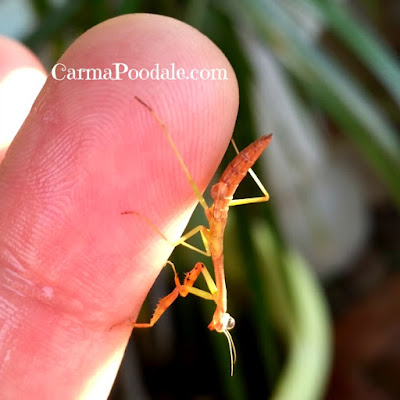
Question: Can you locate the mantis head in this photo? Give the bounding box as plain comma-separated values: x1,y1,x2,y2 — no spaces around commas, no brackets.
209,311,237,376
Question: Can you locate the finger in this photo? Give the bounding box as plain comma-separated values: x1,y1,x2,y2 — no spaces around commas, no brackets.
0,13,238,399
0,36,46,161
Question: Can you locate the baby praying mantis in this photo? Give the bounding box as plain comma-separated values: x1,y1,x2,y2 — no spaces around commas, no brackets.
124,97,272,375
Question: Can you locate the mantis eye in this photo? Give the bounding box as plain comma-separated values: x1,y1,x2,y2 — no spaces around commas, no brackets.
226,316,235,330
222,313,235,330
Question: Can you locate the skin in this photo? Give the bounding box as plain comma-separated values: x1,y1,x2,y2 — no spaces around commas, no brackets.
0,14,238,399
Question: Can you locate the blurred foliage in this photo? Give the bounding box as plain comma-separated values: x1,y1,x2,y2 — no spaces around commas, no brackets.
22,0,400,399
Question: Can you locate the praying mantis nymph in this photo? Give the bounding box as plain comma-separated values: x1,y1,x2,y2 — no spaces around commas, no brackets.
124,97,272,375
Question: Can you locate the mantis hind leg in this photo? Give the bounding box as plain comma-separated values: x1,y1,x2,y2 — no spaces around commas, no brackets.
134,96,209,212
133,261,216,328
228,139,270,206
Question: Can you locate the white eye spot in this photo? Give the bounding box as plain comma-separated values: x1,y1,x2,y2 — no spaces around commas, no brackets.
222,313,235,330
227,316,235,330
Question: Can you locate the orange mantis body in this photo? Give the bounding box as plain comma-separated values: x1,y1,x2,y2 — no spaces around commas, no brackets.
125,97,272,375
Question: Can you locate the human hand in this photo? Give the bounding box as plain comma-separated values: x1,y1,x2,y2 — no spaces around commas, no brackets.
0,14,238,399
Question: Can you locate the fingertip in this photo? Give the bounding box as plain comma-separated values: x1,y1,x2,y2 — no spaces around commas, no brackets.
1,14,240,317
0,15,239,397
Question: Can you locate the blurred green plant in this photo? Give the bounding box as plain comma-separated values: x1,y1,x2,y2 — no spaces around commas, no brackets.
225,0,400,207
252,222,331,400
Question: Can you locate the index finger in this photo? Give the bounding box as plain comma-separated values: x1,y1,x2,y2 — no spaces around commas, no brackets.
0,13,238,399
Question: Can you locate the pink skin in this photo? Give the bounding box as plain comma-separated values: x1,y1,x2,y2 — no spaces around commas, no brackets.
0,14,238,399
0,36,47,162
0,35,45,78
